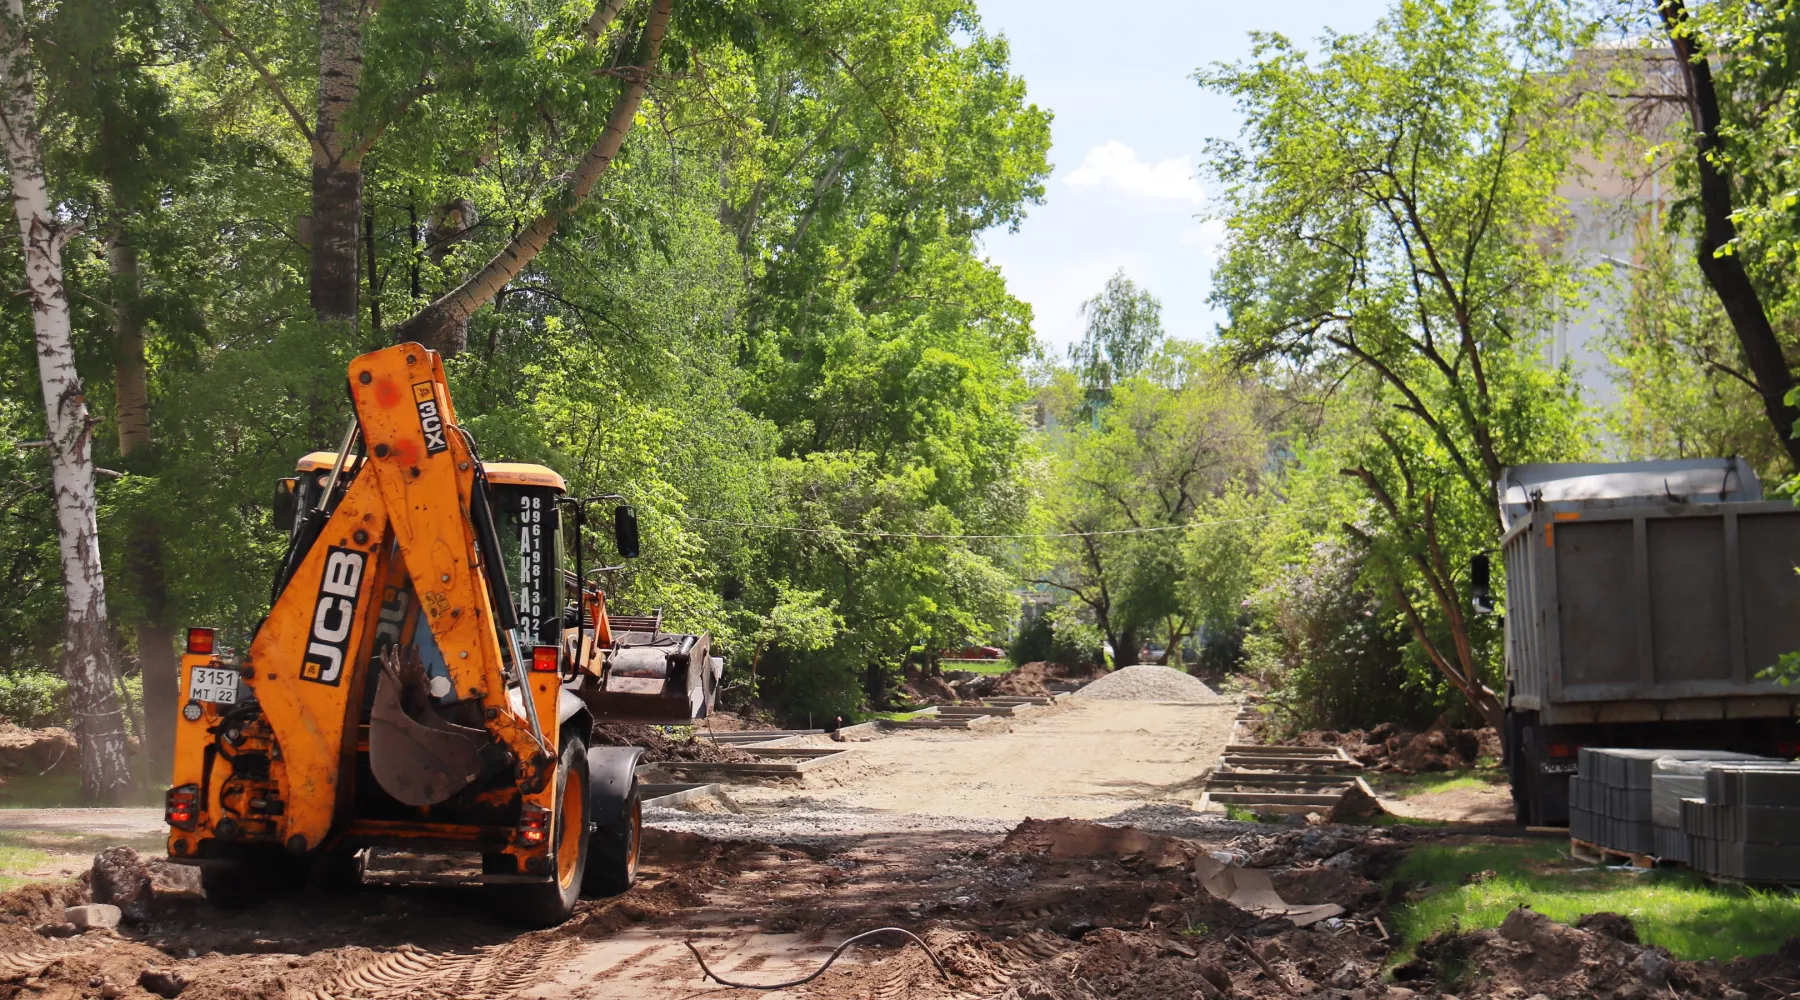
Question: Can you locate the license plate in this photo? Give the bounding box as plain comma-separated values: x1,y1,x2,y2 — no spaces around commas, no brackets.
187,666,239,705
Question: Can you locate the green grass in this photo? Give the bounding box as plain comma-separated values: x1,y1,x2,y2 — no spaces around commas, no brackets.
0,768,162,807
939,659,1015,675
1360,813,1449,828
1368,767,1508,799
1225,806,1260,823
1391,840,1800,963
871,709,932,721
0,837,52,892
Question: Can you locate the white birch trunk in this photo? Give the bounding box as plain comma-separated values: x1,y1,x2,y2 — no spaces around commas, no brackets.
0,0,133,801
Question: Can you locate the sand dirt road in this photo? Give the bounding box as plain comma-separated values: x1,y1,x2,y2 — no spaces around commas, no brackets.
647,700,1238,843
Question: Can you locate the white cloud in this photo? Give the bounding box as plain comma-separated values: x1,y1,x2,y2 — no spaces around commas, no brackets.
1063,141,1204,204
1178,219,1227,260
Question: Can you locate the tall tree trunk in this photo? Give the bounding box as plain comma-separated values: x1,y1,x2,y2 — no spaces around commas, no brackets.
0,0,133,801
109,223,179,787
363,200,381,338
1661,0,1800,469
311,0,367,326
111,235,150,457
420,198,476,354
392,0,672,354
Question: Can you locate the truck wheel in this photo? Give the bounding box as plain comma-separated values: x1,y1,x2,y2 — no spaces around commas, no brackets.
1520,726,1544,828
498,737,590,928
200,845,300,909
1506,714,1530,826
310,846,367,894
583,781,641,897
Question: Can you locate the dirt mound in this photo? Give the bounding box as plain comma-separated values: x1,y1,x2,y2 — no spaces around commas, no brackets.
1281,722,1500,773
998,661,1095,694
696,710,781,733
1393,907,1800,999
589,724,755,763
1072,665,1226,703
0,722,77,775
1395,907,1717,998
899,670,967,706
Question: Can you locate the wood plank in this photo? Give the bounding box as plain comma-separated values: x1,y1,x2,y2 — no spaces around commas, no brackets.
1207,791,1346,806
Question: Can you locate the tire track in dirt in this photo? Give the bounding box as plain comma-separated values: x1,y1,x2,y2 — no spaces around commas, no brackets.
0,935,116,981
295,934,580,1000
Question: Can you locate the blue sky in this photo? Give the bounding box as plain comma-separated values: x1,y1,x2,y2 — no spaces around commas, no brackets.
973,0,1394,356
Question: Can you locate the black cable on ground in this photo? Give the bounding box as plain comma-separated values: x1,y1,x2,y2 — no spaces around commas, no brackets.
683,926,950,990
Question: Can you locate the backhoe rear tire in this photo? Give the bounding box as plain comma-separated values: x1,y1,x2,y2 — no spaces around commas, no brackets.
495,736,589,928
583,780,641,897
199,844,303,909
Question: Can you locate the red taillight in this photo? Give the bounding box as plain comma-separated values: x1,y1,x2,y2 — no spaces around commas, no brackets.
166,784,199,830
1775,741,1799,759
185,627,216,655
1548,743,1576,759
518,803,550,845
530,645,560,673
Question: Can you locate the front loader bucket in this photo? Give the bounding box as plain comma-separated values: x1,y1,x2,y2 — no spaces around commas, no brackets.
369,665,484,807
585,631,722,724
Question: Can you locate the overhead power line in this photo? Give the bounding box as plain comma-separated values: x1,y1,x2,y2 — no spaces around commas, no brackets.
672,504,1334,541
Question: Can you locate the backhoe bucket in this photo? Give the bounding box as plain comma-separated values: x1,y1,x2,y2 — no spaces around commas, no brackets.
369,653,484,807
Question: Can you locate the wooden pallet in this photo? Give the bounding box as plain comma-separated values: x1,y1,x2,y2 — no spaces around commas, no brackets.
1569,836,1657,870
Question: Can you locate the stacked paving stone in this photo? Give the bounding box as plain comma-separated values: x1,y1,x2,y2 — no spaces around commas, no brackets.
1570,748,1765,857
1681,763,1800,881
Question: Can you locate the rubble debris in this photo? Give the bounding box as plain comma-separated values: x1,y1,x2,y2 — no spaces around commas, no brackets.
64,903,120,931
138,967,189,998
90,847,153,924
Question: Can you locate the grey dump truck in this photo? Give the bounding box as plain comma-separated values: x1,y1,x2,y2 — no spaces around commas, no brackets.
1486,458,1800,826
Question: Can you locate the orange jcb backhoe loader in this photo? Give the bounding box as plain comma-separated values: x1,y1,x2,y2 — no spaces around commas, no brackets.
162,343,722,925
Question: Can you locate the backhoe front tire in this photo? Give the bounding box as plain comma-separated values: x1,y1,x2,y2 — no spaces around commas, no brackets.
496,736,589,928
583,781,641,897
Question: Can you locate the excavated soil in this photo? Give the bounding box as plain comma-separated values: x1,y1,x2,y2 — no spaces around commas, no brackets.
961,661,1100,700
0,817,1421,1000
7,820,1799,999
587,724,755,763
1257,721,1502,773
1394,906,1800,1000
0,723,77,781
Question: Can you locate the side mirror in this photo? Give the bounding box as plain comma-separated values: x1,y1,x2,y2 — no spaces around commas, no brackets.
614,504,640,559
272,477,299,532
1470,553,1494,614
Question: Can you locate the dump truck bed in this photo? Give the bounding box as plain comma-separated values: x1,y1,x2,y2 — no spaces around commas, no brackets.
1504,498,1800,724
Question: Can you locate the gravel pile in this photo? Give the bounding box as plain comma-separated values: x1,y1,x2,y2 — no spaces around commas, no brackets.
1071,665,1227,703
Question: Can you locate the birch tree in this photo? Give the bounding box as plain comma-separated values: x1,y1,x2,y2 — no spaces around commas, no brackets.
0,0,132,800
